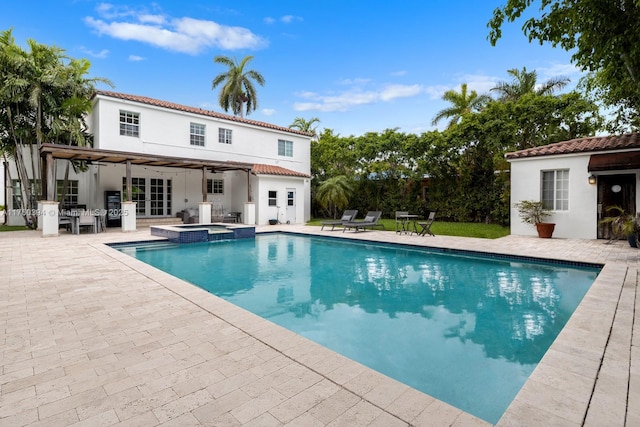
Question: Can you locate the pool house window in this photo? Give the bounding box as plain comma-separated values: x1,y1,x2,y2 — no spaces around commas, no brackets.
278,139,293,157
218,128,232,144
268,190,277,206
56,180,79,206
119,110,139,137
207,179,224,194
190,123,205,146
541,169,569,210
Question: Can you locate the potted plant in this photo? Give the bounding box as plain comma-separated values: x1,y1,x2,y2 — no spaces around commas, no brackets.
599,206,639,247
514,200,555,238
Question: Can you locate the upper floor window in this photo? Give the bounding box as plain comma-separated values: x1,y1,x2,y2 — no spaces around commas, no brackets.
218,128,232,144
119,110,139,137
190,123,205,146
278,139,293,157
207,179,224,194
541,169,569,211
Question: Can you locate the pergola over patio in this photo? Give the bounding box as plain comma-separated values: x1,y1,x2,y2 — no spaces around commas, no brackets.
39,143,254,203
38,143,256,235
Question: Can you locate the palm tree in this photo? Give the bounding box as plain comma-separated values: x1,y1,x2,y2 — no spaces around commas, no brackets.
211,55,265,117
316,175,354,218
491,67,570,101
289,117,320,140
432,83,491,128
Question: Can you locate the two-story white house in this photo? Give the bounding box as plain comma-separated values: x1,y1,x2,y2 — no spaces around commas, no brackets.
4,90,312,229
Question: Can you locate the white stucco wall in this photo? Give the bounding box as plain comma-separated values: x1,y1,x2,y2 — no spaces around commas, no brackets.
90,96,311,177
255,175,308,226
510,154,600,239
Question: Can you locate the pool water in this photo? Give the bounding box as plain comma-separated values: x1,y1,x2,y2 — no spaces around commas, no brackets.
117,233,600,423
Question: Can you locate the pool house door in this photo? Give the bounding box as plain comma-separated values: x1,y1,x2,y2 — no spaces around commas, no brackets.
597,173,636,239
285,189,296,224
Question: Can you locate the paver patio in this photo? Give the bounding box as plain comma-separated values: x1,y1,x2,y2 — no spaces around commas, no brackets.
0,225,638,426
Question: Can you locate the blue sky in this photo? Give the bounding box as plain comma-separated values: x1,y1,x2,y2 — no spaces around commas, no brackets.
2,1,580,137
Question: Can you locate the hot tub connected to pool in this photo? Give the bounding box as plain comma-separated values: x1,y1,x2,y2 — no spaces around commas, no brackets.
150,223,255,243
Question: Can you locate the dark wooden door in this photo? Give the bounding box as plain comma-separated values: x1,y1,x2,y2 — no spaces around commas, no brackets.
597,174,636,239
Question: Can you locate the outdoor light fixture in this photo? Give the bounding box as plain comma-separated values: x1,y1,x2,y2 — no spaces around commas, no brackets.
588,174,597,185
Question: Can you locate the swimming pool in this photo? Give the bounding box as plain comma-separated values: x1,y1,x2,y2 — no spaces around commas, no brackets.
116,233,600,423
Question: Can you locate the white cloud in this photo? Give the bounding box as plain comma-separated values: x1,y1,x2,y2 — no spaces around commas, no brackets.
424,84,451,100
537,63,582,79
85,4,267,55
138,14,166,25
264,15,302,24
262,108,276,116
281,15,303,24
294,83,423,112
337,77,372,86
79,47,110,58
380,84,422,101
128,54,145,61
390,70,407,77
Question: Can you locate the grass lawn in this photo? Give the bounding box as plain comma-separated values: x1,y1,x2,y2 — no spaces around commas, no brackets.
307,218,510,239
0,224,30,232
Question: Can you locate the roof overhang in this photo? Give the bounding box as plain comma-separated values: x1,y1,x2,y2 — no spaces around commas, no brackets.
40,143,253,172
588,152,640,172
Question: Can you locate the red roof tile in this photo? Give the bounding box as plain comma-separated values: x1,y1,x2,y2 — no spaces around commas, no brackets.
252,163,310,178
94,90,313,138
505,133,640,160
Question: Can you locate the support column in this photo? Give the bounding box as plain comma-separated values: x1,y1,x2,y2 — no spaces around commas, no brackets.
199,202,212,224
121,201,136,232
243,202,255,225
246,169,253,202
202,166,207,202
40,201,59,237
125,160,132,202
46,152,55,201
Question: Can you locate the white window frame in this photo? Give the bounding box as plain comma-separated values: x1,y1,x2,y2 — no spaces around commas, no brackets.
268,190,277,206
119,110,140,137
218,128,232,144
207,179,224,194
56,180,79,206
190,123,205,146
541,169,569,211
278,139,293,157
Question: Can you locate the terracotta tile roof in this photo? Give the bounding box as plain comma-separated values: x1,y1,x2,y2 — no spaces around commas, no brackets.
94,90,313,138
252,163,310,178
505,133,640,160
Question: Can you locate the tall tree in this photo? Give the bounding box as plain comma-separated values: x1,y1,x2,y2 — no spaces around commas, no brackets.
491,67,569,101
211,55,265,117
488,0,640,128
0,28,108,227
432,83,491,128
290,117,320,140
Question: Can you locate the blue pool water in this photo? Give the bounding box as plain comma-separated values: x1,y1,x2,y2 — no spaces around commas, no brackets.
116,233,600,423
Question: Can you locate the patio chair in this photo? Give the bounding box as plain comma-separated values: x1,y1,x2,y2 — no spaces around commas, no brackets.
321,209,358,231
417,211,436,236
77,209,96,233
342,211,383,232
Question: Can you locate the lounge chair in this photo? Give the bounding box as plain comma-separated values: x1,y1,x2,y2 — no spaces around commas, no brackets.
417,211,436,236
342,211,383,232
321,209,358,231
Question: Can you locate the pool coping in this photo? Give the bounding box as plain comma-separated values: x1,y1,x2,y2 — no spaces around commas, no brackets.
94,228,631,426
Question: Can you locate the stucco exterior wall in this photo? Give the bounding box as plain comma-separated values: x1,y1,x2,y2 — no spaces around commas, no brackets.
510,154,606,239
90,96,311,177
